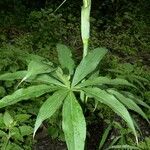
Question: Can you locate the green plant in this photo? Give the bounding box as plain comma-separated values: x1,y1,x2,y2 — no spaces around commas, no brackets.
108,63,150,91
0,0,149,150
138,137,150,150
98,121,140,150
0,43,149,150
0,111,33,150
26,8,66,50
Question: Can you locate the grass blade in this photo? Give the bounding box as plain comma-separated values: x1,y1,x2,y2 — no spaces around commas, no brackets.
99,123,112,149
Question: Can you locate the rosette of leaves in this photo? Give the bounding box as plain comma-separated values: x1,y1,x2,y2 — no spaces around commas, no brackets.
0,44,149,150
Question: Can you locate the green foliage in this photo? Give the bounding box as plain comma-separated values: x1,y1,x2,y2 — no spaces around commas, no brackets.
0,86,6,97
0,84,56,108
0,111,33,150
26,9,66,50
98,123,112,149
138,137,150,150
0,0,149,149
83,87,137,141
72,47,107,86
108,63,150,91
0,45,26,72
99,120,150,150
57,44,75,75
62,92,86,150
0,44,149,150
34,90,68,136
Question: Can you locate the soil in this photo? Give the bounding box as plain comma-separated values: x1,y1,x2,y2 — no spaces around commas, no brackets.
86,122,104,150
33,126,67,150
34,136,67,150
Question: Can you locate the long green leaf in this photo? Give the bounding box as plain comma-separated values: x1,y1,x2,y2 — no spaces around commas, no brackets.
122,91,150,110
83,87,138,143
72,47,108,87
34,90,68,136
0,84,56,108
62,92,86,150
0,71,27,81
109,136,122,148
99,123,112,150
3,111,14,127
133,75,149,83
132,78,145,90
76,76,135,88
21,60,54,82
56,44,75,75
107,89,149,123
34,74,65,87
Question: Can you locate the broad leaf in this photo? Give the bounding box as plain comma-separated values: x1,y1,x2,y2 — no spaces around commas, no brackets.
62,92,86,150
83,87,138,143
0,84,56,108
0,71,27,81
51,67,71,86
15,114,31,123
0,130,7,137
19,125,33,136
21,60,54,82
3,111,14,127
24,53,49,63
55,67,71,87
107,89,149,123
34,90,68,136
4,142,24,150
76,76,135,88
57,44,75,75
72,47,108,86
11,127,22,140
34,74,65,87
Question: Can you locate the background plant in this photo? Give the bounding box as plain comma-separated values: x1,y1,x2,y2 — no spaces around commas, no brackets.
0,111,33,149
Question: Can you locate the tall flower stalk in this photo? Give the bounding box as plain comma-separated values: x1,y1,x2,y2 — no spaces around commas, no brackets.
81,0,91,58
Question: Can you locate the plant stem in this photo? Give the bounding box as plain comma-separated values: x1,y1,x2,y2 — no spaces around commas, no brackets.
81,0,91,58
